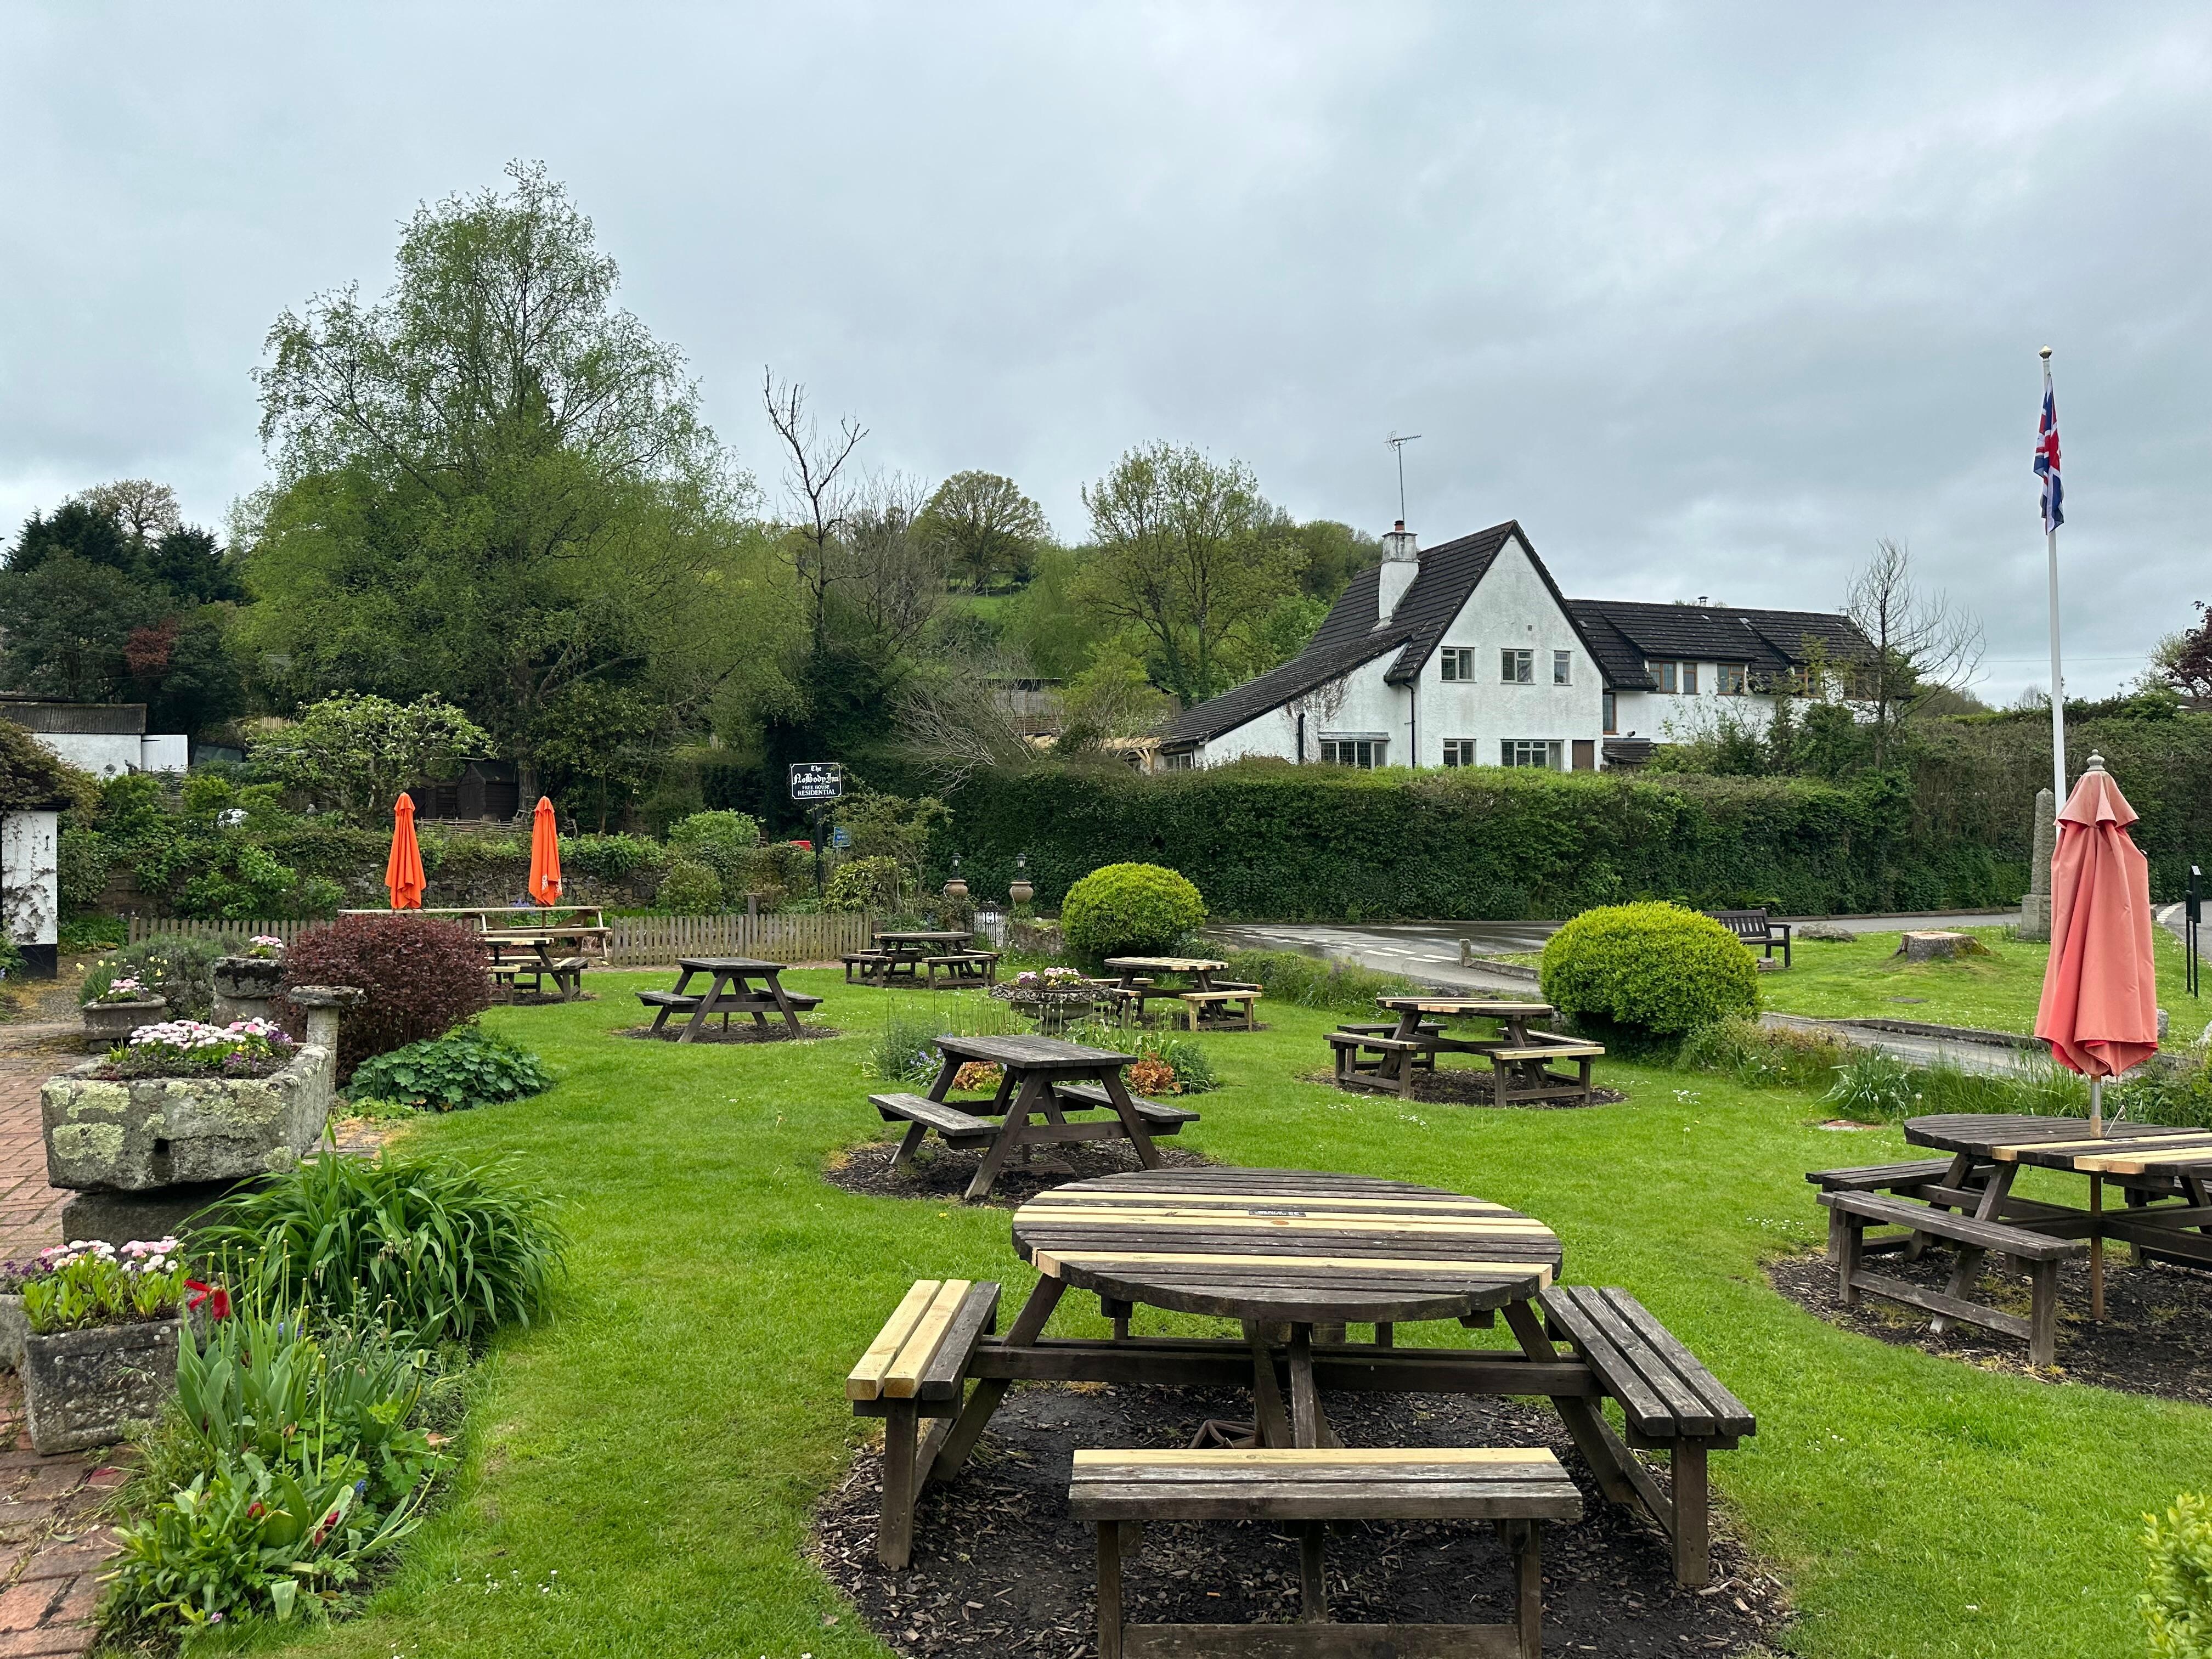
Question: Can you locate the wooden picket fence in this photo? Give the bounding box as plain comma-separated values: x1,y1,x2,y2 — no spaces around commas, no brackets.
124,911,878,966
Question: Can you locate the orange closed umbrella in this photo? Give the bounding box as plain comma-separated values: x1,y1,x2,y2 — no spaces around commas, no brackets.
527,796,562,907
2033,753,2160,1321
385,794,426,910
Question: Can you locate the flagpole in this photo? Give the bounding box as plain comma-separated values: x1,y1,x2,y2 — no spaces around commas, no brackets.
2042,346,2066,807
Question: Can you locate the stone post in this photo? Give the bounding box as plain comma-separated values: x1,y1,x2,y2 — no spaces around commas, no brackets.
2016,787,2057,942
285,984,365,1052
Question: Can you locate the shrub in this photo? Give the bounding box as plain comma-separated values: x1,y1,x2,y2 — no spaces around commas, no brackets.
825,854,902,913
82,934,228,1019
346,1025,553,1113
201,1152,563,1347
1821,1049,1917,1120
1060,862,1206,960
1539,902,1758,1037
669,810,758,894
1678,1017,1850,1091
559,832,667,883
2113,1051,2212,1129
279,914,490,1078
658,859,722,915
173,839,341,920
869,1013,941,1085
2143,1492,2212,1659
1221,949,1418,1017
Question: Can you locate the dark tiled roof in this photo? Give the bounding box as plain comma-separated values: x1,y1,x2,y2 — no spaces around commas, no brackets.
1601,737,1657,768
1159,630,1409,746
1564,604,1656,691
1376,523,1514,684
1567,599,1871,684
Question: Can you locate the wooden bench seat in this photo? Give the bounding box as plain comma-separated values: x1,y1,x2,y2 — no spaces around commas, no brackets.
848,1278,1001,1566
1177,989,1259,1030
1051,1081,1201,1128
871,1092,1000,1153
1703,907,1792,967
842,951,889,983
1805,1158,1962,1193
1069,1447,1580,1658
1325,1029,1438,1092
1536,1285,1752,1586
1819,1190,2086,1365
923,951,1000,989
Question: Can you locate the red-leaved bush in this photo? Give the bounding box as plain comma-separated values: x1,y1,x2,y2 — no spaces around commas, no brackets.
279,914,490,1079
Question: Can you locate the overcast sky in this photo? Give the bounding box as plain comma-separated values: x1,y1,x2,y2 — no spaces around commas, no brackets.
4,3,2208,700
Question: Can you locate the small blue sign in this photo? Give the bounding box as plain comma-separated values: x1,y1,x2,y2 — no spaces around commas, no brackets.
831,826,851,849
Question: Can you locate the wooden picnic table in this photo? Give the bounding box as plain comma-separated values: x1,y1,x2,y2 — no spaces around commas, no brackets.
860,930,991,988
482,932,588,1001
637,956,818,1041
1100,956,1262,1029
1904,1113,2212,1272
1333,997,1598,1103
899,1034,1164,1199
855,1167,1755,1583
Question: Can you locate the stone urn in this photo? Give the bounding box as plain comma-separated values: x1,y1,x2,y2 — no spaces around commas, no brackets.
212,956,286,1024
21,1314,184,1453
1008,877,1035,908
81,996,165,1045
943,875,970,902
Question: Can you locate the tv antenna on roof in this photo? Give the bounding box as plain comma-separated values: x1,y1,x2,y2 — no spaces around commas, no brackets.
1386,431,1422,524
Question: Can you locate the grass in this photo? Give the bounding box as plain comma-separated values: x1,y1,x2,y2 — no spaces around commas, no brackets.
1758,925,2199,1035
201,970,2208,1659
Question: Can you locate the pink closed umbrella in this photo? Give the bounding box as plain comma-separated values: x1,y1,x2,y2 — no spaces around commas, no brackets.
2033,753,2160,1318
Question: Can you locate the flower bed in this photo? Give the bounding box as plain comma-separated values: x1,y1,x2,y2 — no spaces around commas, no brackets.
93,1019,298,1082
86,974,156,1006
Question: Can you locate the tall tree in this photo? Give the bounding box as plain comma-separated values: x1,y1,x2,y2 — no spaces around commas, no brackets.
1289,520,1382,602
2158,601,2212,707
1844,538,1984,766
72,480,182,543
245,162,762,794
761,373,866,660
1077,443,1302,707
917,471,1049,592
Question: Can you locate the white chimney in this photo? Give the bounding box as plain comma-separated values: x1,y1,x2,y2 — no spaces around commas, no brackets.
1378,520,1419,619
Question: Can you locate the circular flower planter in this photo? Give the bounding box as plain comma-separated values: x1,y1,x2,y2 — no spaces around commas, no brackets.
80,997,166,1045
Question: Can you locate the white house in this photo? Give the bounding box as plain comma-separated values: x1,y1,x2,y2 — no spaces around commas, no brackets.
0,698,189,778
1157,520,1869,771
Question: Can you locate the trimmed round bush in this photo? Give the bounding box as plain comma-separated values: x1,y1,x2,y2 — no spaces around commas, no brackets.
1060,863,1207,959
825,855,901,913
658,859,722,915
1538,901,1758,1036
279,913,491,1079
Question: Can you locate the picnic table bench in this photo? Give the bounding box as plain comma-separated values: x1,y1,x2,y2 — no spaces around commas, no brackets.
854,930,991,988
1101,957,1262,1030
1702,907,1792,967
482,933,590,1001
923,950,1000,989
1071,1446,1579,1659
845,1169,1755,1587
1329,998,1603,1105
866,1033,1175,1200
636,957,820,1040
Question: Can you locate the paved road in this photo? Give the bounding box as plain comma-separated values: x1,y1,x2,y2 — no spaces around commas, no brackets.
1210,912,2026,995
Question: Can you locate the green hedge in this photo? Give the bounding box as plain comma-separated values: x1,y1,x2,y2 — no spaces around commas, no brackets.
938,761,2021,921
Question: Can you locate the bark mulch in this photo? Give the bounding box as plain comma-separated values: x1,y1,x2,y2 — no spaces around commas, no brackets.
1300,1070,1627,1109
614,1022,842,1043
826,1137,1214,1209
1769,1244,2212,1406
814,1383,1790,1658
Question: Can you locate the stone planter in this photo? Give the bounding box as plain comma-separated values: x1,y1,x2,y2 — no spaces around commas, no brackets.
21,1315,184,1453
41,1039,336,1194
80,997,166,1045
0,1294,24,1373
211,956,285,1023
1008,879,1034,907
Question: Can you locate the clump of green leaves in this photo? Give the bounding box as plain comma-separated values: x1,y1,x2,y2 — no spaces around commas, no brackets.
1541,902,1759,1037
870,1013,942,1085
1220,949,1417,1017
1821,1049,1918,1120
657,859,723,915
346,1025,551,1113
81,934,227,1019
2142,1492,2212,1658
1060,862,1206,960
199,1154,563,1347
1678,1017,1850,1091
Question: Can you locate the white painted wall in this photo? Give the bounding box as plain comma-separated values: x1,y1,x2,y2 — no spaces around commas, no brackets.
1611,670,1783,743
31,731,189,778
1418,538,1601,767
2,810,59,949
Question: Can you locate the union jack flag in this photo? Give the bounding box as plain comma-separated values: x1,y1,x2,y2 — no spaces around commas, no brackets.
2035,384,2063,532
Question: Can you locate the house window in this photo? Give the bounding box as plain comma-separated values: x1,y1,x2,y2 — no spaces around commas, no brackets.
1720,663,1748,695
1160,750,1195,771
1653,661,1674,693
1553,650,1572,686
1441,739,1480,767
1681,662,1699,694
1499,740,1563,769
1651,661,1698,694
1602,691,1617,733
1501,648,1533,684
1320,738,1385,768
1440,647,1475,681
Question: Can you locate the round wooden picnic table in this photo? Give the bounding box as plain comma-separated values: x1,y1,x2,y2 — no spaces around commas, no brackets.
1012,1167,1560,1447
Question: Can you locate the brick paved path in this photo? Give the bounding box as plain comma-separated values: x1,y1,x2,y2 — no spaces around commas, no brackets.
0,1050,117,1659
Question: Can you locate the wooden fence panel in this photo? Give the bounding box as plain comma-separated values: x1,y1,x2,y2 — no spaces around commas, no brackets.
121,911,877,967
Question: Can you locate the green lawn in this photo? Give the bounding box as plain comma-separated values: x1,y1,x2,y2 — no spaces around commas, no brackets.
220,972,2204,1658
1758,925,2197,1035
